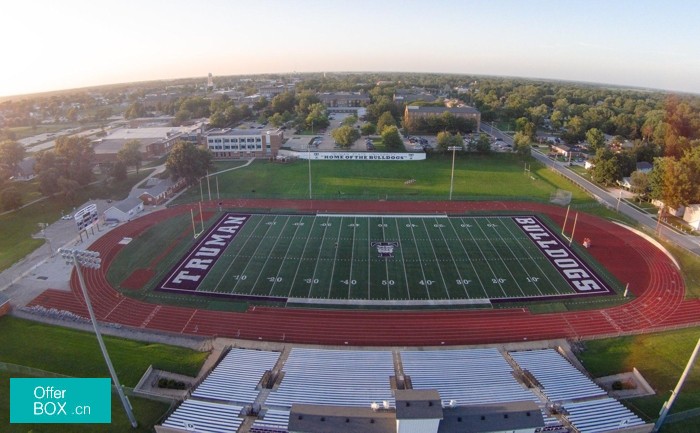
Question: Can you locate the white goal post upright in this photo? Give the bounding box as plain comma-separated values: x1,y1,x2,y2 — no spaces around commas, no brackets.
561,205,571,237
569,212,579,246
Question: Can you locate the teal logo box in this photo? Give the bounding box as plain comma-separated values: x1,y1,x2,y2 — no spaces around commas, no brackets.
10,378,111,423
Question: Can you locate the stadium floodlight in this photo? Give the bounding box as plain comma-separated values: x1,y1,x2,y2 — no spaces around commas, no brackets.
448,146,462,200
59,247,138,428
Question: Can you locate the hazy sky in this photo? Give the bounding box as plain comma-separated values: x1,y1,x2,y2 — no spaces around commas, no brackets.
2,0,700,97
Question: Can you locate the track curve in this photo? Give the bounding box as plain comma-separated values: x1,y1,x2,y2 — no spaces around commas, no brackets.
28,199,700,346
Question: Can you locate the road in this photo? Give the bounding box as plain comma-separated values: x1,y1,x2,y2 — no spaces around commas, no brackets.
482,123,700,256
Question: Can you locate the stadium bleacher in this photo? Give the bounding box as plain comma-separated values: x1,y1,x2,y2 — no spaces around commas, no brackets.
161,399,244,433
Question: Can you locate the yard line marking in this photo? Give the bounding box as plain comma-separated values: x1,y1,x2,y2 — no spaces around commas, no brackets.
434,218,467,298
347,216,358,299
472,218,522,298
424,218,449,299
408,217,430,300
484,217,536,298
498,218,559,295
288,215,320,297
367,217,372,300
214,215,267,293
307,216,331,299
327,217,344,299
394,219,411,300
459,217,506,298
446,218,486,298
249,215,291,295
269,215,305,296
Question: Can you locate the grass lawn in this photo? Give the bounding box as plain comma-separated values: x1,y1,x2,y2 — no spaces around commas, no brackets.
0,372,171,433
0,317,208,385
0,169,154,272
0,316,208,432
578,328,700,431
173,153,594,204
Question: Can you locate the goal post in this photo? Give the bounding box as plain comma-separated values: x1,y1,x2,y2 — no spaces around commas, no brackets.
550,189,572,206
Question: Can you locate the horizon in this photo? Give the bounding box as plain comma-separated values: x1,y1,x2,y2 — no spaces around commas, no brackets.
3,0,700,98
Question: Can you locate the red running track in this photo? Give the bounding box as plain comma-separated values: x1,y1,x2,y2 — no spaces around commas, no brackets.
27,199,700,346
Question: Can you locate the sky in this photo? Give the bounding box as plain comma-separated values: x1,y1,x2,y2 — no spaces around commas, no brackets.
2,0,700,97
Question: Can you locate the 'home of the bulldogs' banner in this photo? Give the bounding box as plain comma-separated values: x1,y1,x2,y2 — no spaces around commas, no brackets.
158,214,249,292
298,151,426,161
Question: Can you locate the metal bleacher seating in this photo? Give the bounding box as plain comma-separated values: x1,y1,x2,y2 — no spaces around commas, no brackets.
264,348,395,408
509,349,606,402
249,408,291,433
563,397,646,432
161,399,244,433
400,348,538,405
192,348,281,404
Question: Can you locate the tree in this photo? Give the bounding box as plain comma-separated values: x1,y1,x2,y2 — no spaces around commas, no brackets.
166,141,213,184
53,135,95,185
124,102,146,119
630,170,649,201
0,187,22,210
331,125,360,148
591,149,621,186
512,131,531,158
585,128,605,152
360,123,376,136
57,176,80,204
0,140,26,175
117,139,143,174
111,160,127,182
380,126,404,150
436,131,463,153
376,111,396,134
270,92,296,114
342,115,358,126
473,133,492,154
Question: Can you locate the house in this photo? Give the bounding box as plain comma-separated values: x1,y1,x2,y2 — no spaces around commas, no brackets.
138,178,187,205
636,161,653,173
584,160,596,170
10,157,36,181
103,197,144,222
683,204,700,230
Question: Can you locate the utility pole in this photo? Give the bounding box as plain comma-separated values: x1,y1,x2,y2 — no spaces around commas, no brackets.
448,146,462,200
59,248,138,428
653,338,700,432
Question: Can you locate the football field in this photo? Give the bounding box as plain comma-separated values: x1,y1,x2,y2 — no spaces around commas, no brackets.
157,213,613,305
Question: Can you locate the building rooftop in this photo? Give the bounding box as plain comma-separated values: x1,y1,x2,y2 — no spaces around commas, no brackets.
406,105,479,114
395,389,444,420
288,404,396,433
438,401,544,433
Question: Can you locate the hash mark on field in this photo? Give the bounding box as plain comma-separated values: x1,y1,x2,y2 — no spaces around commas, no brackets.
248,215,289,295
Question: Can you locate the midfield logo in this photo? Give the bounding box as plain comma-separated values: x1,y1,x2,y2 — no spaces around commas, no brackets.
371,242,399,258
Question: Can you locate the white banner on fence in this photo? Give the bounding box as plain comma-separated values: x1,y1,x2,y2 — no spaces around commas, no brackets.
295,151,426,161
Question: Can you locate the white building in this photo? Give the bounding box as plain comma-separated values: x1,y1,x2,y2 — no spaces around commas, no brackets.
103,197,144,222
205,128,283,159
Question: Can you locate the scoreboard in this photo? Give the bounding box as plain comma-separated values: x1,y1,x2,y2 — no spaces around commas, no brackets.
74,204,98,231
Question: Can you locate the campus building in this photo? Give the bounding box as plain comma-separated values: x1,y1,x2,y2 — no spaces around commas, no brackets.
92,122,205,163
205,128,284,159
403,105,481,131
318,92,370,108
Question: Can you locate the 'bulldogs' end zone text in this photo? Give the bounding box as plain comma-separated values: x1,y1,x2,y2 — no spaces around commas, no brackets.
512,216,612,295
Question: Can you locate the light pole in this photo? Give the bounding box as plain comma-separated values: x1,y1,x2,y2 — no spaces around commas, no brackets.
448,145,462,200
307,142,312,200
59,248,138,428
